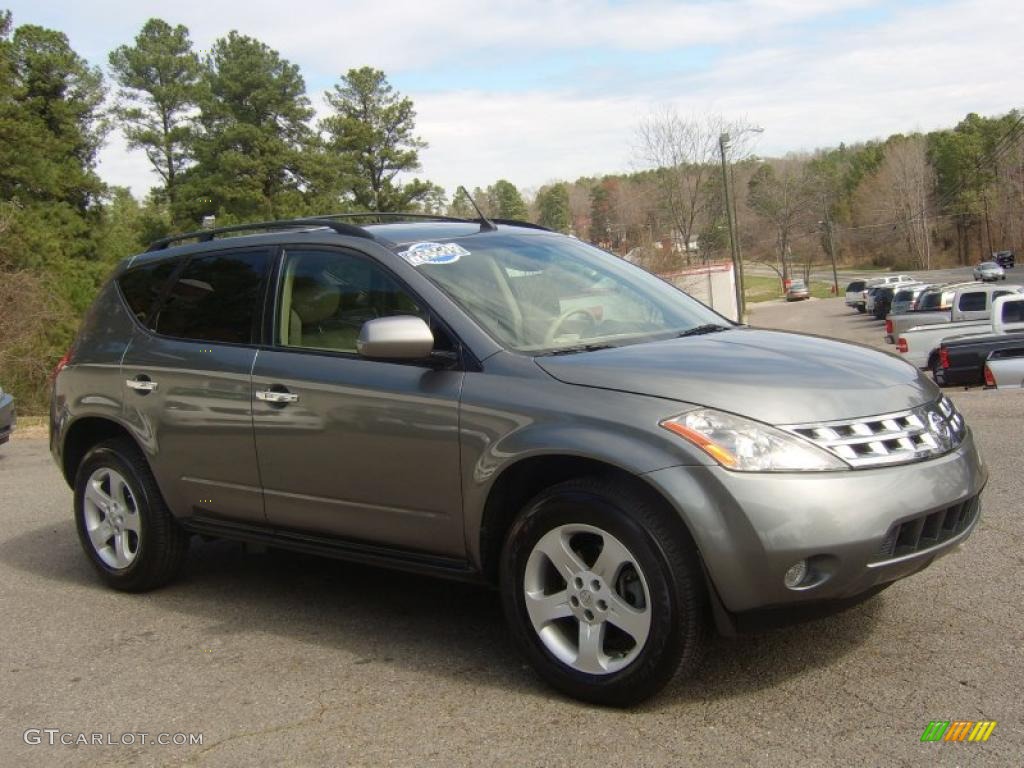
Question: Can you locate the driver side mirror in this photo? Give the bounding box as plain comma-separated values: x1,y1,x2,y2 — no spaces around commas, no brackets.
357,316,435,360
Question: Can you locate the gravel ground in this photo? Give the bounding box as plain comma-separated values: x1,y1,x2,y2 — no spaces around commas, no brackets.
1,298,1020,767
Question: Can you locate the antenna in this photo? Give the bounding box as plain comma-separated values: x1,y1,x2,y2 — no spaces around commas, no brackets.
457,186,497,232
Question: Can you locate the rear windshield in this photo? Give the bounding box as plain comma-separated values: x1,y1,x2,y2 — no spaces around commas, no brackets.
847,280,865,292
917,291,941,310
1003,300,1024,324
894,289,914,302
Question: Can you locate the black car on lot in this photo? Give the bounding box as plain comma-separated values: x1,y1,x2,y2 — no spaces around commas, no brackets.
872,286,896,320
938,332,1024,386
993,250,1015,269
0,384,14,446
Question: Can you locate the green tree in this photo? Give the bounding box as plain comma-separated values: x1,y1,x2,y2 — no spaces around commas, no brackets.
109,19,202,206
177,32,315,223
322,67,430,211
535,183,571,232
488,179,528,219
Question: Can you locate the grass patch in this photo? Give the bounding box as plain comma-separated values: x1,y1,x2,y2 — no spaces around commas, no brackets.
744,275,837,303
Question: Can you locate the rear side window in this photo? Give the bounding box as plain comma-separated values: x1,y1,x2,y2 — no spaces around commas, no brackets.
151,249,270,344
957,292,986,312
1002,300,1024,324
119,260,177,323
847,281,865,292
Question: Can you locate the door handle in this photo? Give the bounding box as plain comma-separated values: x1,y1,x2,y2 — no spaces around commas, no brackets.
126,378,158,392
255,389,299,404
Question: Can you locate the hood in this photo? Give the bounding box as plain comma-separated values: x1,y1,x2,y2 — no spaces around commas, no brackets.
535,328,937,425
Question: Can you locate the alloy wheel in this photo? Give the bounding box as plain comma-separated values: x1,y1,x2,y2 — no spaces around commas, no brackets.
523,523,652,675
82,467,141,569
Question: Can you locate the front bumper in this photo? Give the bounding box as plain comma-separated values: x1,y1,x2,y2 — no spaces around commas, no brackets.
644,429,987,615
0,393,14,445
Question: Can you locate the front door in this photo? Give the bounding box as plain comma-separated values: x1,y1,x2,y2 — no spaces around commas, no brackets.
121,247,273,524
251,247,465,556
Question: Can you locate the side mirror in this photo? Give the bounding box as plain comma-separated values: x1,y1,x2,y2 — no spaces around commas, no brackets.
357,316,435,360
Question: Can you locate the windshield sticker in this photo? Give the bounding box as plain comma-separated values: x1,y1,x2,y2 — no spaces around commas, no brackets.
398,242,469,266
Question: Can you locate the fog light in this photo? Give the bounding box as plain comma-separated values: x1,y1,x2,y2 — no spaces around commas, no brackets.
784,560,808,589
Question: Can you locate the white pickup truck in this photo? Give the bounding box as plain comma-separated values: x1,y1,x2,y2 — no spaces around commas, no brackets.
986,347,1024,388
897,292,1024,374
886,282,1023,344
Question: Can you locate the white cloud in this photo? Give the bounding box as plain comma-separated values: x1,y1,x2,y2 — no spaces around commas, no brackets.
67,0,1023,199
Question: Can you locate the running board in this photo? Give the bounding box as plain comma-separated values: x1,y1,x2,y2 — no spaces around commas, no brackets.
180,514,483,584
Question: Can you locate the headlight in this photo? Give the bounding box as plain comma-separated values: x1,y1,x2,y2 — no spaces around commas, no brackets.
660,408,848,472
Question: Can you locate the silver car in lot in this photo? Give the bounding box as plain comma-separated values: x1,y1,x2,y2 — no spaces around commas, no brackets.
50,215,987,706
973,261,1006,281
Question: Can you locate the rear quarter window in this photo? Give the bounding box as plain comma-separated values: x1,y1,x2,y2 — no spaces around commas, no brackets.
118,260,178,323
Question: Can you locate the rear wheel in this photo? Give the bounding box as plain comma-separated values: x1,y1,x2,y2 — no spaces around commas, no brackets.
500,477,706,706
930,356,946,387
74,438,189,591
857,305,866,313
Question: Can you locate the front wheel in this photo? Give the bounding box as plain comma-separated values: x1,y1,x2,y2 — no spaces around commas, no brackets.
500,477,706,706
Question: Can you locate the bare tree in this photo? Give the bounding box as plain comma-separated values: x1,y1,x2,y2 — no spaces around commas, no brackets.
746,157,818,279
635,110,730,262
853,136,934,269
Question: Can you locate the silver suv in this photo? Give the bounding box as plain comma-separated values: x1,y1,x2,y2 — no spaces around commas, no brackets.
51,215,987,705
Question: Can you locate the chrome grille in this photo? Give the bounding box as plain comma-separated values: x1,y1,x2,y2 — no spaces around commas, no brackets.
781,397,966,469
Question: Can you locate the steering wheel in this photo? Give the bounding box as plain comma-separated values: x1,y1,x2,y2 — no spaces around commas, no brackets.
545,308,597,344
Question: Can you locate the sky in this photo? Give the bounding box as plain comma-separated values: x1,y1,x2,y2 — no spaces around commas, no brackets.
6,0,1022,200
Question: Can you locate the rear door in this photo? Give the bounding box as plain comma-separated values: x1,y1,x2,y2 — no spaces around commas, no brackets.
251,246,465,556
121,246,273,524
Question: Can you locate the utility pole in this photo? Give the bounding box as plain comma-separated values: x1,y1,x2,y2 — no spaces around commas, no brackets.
719,133,743,322
822,203,838,295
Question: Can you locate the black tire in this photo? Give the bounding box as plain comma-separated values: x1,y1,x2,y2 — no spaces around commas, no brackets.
74,438,189,592
929,356,945,387
857,305,866,313
500,476,706,706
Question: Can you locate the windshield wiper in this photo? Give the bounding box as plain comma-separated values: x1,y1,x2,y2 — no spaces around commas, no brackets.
677,324,732,338
541,343,618,356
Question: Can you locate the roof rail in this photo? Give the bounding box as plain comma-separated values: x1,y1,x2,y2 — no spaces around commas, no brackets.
146,217,375,252
310,212,476,225
490,218,552,232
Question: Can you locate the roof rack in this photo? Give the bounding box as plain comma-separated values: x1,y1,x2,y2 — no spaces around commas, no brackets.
146,217,375,252
490,218,551,232
310,212,477,225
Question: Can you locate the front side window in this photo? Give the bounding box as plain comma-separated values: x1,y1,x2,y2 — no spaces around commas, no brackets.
277,249,426,354
410,233,727,353
957,292,985,312
151,249,270,343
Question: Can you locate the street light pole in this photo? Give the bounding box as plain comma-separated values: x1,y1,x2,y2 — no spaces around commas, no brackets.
719,127,763,323
718,133,742,321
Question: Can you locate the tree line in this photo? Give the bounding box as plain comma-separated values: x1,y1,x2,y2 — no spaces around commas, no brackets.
1,9,1022,412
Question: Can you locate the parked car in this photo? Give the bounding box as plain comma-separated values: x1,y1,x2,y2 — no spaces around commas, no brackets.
872,284,918,320
861,275,916,314
934,295,1024,386
887,282,1021,346
844,279,867,311
973,261,1006,282
0,384,14,446
992,250,1016,269
50,214,987,706
889,284,932,318
786,279,809,301
985,347,1024,388
897,292,1024,374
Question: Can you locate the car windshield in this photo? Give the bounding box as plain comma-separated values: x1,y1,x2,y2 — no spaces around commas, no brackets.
408,233,729,353
980,262,997,268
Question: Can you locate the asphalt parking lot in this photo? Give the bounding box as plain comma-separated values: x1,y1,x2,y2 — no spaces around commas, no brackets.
2,299,1022,767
